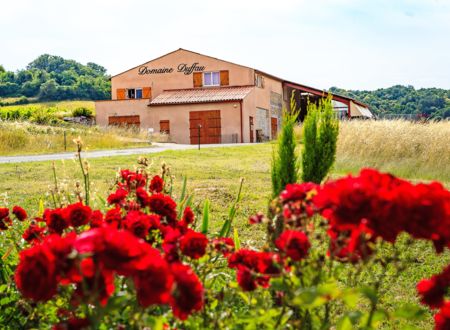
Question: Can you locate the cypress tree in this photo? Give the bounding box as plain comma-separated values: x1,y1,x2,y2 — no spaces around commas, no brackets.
301,95,339,183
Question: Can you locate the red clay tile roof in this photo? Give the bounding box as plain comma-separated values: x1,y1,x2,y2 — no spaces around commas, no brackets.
149,86,254,105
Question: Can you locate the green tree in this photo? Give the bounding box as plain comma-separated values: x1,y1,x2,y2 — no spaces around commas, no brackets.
301,95,339,183
271,92,299,198
39,79,59,100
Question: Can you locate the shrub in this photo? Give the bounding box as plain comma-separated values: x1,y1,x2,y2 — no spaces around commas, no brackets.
72,106,93,118
301,95,339,183
271,92,299,198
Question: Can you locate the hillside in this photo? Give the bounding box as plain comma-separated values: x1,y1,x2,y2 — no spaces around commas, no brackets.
330,85,450,119
0,54,110,104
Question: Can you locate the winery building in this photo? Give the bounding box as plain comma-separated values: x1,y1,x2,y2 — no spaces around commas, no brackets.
95,48,372,144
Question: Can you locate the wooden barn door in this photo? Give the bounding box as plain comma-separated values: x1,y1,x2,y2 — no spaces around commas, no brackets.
108,115,140,128
189,110,221,144
271,117,278,140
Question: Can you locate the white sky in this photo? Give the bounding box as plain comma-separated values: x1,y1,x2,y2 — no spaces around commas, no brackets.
1,0,450,90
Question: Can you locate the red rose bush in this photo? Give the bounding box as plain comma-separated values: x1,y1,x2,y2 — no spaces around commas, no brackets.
2,166,450,329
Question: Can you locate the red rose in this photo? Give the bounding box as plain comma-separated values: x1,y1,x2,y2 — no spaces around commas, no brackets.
150,175,164,193
107,188,128,205
121,170,146,189
280,182,318,202
435,301,450,330
90,210,104,228
136,187,150,207
327,220,376,264
275,230,310,261
134,249,173,307
104,207,123,228
72,268,115,307
249,212,264,225
236,266,257,291
417,277,446,309
44,233,79,284
44,208,69,234
169,263,204,320
179,230,208,259
124,211,151,238
0,217,11,230
15,244,57,301
0,207,9,219
75,227,152,276
22,223,45,244
65,203,92,227
12,206,27,221
162,227,182,262
182,207,195,225
148,193,177,225
212,237,235,256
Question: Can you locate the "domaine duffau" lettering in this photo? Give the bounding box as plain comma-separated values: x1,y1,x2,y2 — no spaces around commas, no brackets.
138,63,205,75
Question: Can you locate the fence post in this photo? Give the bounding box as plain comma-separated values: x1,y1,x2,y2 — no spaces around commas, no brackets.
198,124,202,150
63,131,67,151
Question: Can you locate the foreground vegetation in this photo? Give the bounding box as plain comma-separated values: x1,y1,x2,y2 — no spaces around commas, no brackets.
0,143,448,329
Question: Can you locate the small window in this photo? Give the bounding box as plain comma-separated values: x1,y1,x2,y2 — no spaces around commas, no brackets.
127,89,136,99
255,74,264,88
136,88,143,99
203,72,220,86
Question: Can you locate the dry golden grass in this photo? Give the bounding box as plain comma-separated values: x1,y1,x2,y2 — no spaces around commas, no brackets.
335,120,450,183
0,121,149,156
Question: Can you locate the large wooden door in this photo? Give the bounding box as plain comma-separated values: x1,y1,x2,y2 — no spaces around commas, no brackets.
271,117,278,140
189,110,221,144
108,115,140,128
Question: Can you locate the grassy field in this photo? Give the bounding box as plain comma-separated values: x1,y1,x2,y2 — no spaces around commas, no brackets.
0,121,150,156
0,121,448,328
336,120,450,182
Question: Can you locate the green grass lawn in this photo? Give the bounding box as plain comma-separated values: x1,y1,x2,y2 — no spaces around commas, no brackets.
0,143,448,329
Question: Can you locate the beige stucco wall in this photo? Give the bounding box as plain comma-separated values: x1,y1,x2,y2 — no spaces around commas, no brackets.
96,99,249,144
111,49,255,100
95,99,150,126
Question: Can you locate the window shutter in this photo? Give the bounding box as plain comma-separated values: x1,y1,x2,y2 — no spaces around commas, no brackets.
193,72,203,88
220,70,229,86
143,87,152,99
116,88,126,100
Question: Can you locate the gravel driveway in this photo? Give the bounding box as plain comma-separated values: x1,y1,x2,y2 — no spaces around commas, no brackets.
0,143,253,164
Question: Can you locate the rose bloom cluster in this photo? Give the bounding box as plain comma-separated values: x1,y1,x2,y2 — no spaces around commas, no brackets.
0,205,28,230
12,171,235,326
243,168,450,329
417,265,450,330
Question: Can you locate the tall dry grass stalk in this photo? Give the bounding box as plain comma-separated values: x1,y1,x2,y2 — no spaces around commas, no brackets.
335,120,450,182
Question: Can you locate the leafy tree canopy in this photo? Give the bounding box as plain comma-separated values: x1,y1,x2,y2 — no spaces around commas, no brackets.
0,55,110,101
330,85,450,119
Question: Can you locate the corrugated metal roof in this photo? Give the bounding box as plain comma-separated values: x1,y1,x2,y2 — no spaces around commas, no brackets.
149,86,253,105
